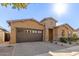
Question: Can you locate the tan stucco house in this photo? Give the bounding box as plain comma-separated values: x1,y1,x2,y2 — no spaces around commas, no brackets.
0,27,10,43
7,17,74,44
53,24,74,41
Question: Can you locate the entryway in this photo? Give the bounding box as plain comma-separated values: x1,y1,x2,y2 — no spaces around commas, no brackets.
5,33,10,42
49,29,53,43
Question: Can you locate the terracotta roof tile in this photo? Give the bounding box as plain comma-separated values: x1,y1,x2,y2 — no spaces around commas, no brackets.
40,17,57,22
55,23,74,31
7,18,44,26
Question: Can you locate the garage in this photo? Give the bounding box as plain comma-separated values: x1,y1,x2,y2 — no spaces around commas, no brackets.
7,19,44,44
16,28,43,43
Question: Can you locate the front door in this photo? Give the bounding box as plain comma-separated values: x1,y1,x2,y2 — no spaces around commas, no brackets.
49,29,53,43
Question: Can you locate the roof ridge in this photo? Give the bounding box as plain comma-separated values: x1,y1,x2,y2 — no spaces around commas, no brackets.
40,17,57,22
0,26,7,32
55,23,74,30
7,18,44,26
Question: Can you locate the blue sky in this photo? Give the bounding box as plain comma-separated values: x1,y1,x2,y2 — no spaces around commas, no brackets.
0,3,79,31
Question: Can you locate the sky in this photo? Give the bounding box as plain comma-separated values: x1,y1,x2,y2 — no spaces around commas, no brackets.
0,3,79,31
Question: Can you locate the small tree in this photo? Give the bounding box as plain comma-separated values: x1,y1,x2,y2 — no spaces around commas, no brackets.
72,33,78,42
59,30,67,43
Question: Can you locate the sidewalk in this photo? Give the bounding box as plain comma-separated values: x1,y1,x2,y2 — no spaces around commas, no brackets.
36,45,79,56
0,42,10,47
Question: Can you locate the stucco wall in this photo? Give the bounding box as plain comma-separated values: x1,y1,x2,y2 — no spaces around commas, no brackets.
55,25,73,40
41,19,56,29
10,20,44,44
0,30,5,43
41,19,56,41
53,28,58,41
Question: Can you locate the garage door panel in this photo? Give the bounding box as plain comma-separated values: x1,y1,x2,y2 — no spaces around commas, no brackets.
16,28,43,43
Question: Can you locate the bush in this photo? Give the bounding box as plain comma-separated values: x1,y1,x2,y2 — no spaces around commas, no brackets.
76,38,79,41
72,33,78,42
59,37,67,43
67,37,72,41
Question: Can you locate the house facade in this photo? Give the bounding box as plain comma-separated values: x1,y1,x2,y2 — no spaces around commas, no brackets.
53,24,74,41
8,19,44,44
40,17,57,42
0,27,9,43
7,17,74,44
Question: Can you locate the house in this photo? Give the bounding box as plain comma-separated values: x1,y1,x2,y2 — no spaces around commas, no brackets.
7,17,74,44
0,27,10,43
7,17,57,44
53,24,74,41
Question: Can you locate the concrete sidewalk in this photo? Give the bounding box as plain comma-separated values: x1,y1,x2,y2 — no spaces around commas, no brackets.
36,46,79,56
0,42,10,47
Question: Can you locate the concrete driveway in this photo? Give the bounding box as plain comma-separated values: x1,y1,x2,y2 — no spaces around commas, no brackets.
13,42,67,56
38,45,79,56
0,46,14,56
0,42,72,56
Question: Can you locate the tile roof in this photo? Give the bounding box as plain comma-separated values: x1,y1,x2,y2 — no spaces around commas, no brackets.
0,26,7,32
55,23,74,31
40,17,57,22
7,18,44,26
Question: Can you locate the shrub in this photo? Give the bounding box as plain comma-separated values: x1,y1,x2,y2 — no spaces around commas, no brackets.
67,37,72,44
72,33,78,42
76,38,79,41
59,37,67,43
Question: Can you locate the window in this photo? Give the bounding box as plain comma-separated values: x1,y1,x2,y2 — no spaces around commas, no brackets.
38,31,42,33
34,30,37,33
26,30,28,33
38,31,40,33
27,30,31,33
32,30,35,33
62,30,65,37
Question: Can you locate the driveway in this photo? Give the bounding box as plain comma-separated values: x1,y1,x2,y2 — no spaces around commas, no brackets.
39,45,79,56
0,42,73,56
0,46,14,56
13,42,67,56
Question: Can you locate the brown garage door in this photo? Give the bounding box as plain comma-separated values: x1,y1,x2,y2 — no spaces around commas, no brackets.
16,28,43,43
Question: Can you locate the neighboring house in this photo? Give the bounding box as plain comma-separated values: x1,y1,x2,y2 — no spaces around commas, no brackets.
0,27,10,43
53,24,74,41
7,17,74,44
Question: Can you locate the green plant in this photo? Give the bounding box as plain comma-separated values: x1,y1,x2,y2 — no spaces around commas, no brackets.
72,33,78,42
59,37,67,43
1,3,28,9
69,42,72,44
67,37,72,44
